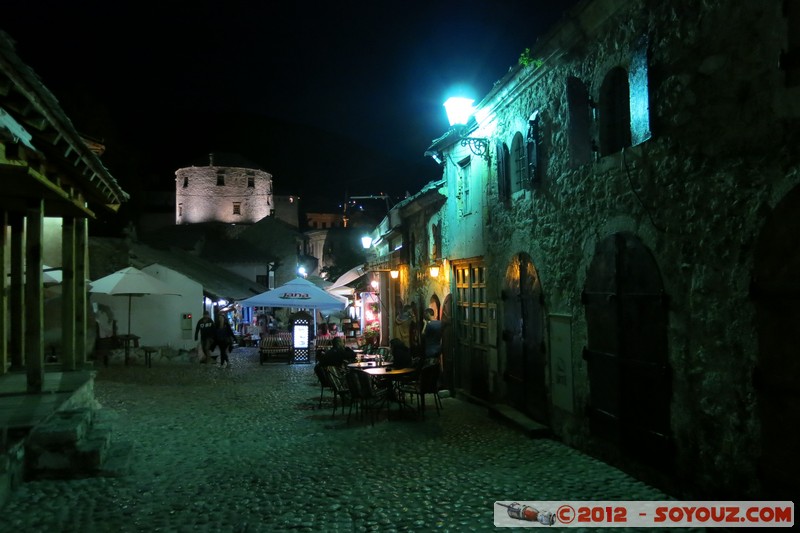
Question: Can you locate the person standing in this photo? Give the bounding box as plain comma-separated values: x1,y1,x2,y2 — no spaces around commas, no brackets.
194,311,216,363
214,314,236,368
422,307,443,369
257,313,268,337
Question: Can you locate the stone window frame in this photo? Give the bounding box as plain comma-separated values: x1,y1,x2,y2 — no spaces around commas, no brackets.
232,202,241,215
496,142,511,205
247,176,255,188
566,76,593,167
456,156,472,217
510,132,526,194
598,66,632,156
216,171,225,186
526,111,542,187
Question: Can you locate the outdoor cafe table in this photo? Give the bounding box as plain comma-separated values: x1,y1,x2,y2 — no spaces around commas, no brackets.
360,366,417,417
117,334,140,366
347,361,389,369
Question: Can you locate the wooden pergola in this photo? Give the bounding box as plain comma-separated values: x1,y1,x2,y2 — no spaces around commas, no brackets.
0,30,129,392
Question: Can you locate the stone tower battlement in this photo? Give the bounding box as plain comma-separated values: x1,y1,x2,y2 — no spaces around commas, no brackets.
175,164,273,224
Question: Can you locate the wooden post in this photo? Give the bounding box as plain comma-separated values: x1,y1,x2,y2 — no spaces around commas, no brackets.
0,210,7,375
9,212,24,369
75,217,88,364
25,200,44,393
61,216,76,370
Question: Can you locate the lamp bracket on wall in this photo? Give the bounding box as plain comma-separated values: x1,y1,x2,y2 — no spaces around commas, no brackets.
453,125,490,160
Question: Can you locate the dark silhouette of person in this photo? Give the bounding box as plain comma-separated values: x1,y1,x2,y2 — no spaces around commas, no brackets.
214,314,236,368
422,307,443,368
194,311,216,363
318,337,356,367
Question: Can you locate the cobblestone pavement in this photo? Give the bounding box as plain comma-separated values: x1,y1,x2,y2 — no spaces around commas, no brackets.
1,348,677,532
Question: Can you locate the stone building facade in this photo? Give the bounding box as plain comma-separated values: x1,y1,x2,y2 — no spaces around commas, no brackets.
380,0,799,499
175,163,273,225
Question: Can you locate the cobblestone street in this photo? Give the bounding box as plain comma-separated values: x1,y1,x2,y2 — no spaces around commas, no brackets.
1,348,673,532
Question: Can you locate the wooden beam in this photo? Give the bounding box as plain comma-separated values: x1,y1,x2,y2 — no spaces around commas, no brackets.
24,199,45,392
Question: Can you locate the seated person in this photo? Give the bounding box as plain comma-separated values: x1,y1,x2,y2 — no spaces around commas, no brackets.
390,338,413,369
317,337,356,366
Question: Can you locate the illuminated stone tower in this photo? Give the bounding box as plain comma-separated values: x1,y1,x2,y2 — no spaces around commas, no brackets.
175,155,273,225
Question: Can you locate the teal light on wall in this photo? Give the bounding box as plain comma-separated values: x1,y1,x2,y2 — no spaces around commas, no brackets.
442,97,490,160
443,97,476,126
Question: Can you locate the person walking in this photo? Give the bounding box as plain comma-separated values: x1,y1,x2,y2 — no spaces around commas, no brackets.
214,314,236,368
194,311,216,363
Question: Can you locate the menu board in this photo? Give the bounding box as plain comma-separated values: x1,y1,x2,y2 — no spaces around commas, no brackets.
293,324,309,349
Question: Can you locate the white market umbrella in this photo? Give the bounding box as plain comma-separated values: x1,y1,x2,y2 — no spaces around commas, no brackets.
7,264,62,285
89,266,180,336
328,264,366,290
42,264,62,285
239,276,347,311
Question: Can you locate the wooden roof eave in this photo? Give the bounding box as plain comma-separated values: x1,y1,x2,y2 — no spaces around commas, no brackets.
0,161,97,218
0,33,130,209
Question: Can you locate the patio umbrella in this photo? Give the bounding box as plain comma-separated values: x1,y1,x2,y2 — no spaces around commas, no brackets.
238,276,347,311
42,264,62,285
89,266,180,336
6,264,62,285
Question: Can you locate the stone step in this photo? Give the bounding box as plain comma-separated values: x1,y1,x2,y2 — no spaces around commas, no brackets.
24,407,132,480
27,408,94,449
75,426,113,471
488,404,552,439
96,441,134,478
0,439,25,509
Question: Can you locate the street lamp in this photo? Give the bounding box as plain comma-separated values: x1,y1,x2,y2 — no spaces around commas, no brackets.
361,235,373,249
443,96,490,160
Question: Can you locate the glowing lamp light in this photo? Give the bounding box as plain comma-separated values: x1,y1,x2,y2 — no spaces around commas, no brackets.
370,280,379,290
361,235,373,249
390,270,399,279
443,96,476,126
429,265,440,278
441,96,490,160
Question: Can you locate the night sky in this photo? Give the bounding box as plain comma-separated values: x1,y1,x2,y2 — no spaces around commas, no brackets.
3,0,581,218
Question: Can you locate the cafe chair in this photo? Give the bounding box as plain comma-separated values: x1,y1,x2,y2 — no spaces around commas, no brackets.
325,365,351,418
345,370,368,425
314,363,334,409
399,363,443,418
356,370,388,423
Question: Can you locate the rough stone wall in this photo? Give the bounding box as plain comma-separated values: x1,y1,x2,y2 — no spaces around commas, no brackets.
459,0,799,497
175,166,272,224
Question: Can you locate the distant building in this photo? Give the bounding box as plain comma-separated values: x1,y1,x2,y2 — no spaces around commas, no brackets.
175,161,273,225
272,194,300,228
306,212,344,230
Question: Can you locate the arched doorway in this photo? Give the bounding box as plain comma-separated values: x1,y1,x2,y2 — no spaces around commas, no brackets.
751,185,800,498
582,232,671,467
502,253,547,423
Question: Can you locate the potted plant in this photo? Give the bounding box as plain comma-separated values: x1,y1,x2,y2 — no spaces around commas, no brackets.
363,322,380,346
